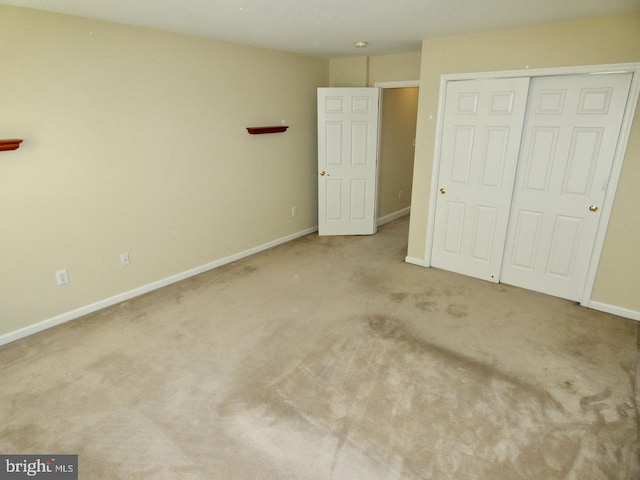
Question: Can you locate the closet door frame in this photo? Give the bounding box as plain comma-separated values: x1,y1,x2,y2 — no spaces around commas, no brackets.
424,62,640,306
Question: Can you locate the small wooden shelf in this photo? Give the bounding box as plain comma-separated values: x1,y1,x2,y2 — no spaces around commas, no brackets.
247,126,289,135
0,139,23,151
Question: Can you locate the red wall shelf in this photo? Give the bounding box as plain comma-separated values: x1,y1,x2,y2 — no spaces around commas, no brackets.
247,126,289,135
0,139,23,151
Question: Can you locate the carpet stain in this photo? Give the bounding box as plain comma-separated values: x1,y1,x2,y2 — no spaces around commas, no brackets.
351,267,386,292
447,304,468,318
415,300,439,312
580,387,613,413
389,291,441,312
389,292,409,303
213,313,636,479
2,423,49,451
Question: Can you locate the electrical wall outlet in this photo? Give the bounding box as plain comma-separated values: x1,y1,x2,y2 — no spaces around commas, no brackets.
56,269,69,286
120,252,130,266
398,190,403,199
291,206,298,217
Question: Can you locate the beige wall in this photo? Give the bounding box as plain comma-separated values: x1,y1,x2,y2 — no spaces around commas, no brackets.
408,13,640,311
369,52,422,85
0,5,328,335
329,52,421,87
378,88,419,218
329,57,369,87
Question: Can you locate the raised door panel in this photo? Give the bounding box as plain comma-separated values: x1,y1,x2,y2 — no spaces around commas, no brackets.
325,122,344,166
325,180,343,221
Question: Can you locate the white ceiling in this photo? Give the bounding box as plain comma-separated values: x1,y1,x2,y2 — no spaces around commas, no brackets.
2,0,639,58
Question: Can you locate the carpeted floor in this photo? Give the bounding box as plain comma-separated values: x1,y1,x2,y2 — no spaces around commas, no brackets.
1,216,638,479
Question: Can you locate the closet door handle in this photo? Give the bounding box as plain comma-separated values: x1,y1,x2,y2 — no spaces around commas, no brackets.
439,187,446,195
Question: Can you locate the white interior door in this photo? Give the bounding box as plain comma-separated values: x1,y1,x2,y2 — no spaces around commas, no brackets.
500,73,633,301
317,88,379,236
431,78,530,281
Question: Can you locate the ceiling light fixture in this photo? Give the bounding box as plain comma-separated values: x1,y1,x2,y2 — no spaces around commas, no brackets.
354,41,368,48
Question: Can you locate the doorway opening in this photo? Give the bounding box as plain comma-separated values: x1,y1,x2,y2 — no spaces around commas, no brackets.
317,81,419,236
376,82,420,227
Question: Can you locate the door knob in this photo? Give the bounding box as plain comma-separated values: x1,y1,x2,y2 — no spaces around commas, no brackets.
439,187,446,195
320,170,327,176
589,205,599,212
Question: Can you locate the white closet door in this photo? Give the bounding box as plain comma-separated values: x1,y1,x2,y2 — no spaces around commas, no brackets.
500,73,633,301
431,77,530,282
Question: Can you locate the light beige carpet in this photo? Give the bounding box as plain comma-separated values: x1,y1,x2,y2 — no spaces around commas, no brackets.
1,216,638,479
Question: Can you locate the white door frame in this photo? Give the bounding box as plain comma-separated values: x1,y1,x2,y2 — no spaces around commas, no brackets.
423,62,640,306
375,81,420,89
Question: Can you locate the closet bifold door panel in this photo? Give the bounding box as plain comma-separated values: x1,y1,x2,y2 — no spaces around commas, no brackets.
500,73,633,301
430,77,530,282
431,71,634,302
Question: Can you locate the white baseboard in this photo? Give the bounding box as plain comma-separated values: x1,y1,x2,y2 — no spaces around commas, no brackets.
377,207,410,227
0,226,318,347
405,256,428,267
7,223,635,348
588,301,640,321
